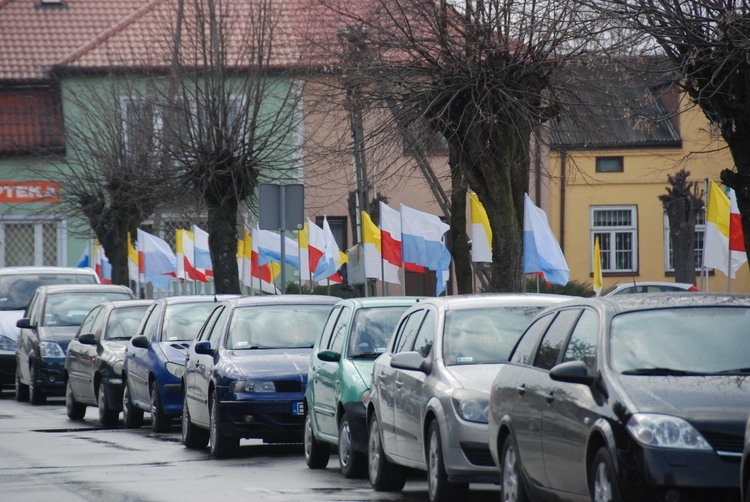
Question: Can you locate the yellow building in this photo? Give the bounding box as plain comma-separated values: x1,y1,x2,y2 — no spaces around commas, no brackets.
542,73,750,294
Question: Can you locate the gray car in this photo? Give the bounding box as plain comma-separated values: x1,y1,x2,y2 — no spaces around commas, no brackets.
366,293,571,502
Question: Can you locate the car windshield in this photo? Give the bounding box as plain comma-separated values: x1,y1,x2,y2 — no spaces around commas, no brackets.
610,306,750,374
0,273,97,311
105,306,149,341
444,306,545,365
348,306,410,358
227,305,333,349
162,302,219,341
43,292,133,327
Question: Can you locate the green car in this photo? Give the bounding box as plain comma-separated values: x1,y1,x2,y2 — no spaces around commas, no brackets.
304,296,423,478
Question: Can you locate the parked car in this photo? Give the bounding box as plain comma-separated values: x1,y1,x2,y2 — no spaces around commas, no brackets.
0,266,99,393
602,281,698,296
181,295,338,458
122,295,238,432
304,296,423,477
488,293,750,502
64,299,152,427
366,293,571,502
15,283,135,404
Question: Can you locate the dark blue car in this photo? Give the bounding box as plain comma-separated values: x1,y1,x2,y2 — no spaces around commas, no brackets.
122,295,238,432
181,295,337,457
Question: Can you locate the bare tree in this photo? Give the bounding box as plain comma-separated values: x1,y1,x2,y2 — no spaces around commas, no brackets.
593,0,750,267
659,170,703,285
311,0,617,291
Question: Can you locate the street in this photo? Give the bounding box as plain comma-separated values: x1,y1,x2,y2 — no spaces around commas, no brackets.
0,392,500,502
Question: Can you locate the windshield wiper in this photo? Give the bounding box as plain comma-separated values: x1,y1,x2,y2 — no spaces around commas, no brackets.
621,367,704,376
715,367,750,375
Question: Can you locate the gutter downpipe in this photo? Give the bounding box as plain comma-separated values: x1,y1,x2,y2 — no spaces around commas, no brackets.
560,150,566,254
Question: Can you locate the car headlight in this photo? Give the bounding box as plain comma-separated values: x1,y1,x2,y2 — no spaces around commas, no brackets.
0,335,17,351
451,389,489,424
39,341,65,358
165,362,185,378
230,381,275,393
627,413,711,450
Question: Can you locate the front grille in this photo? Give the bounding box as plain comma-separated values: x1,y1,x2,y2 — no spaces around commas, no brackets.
460,442,495,466
274,380,302,393
701,430,743,455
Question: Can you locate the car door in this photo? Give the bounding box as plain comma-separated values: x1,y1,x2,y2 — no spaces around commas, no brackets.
310,305,345,439
192,305,229,426
67,306,103,401
542,308,600,497
394,308,435,464
17,290,43,384
126,302,162,407
184,305,224,427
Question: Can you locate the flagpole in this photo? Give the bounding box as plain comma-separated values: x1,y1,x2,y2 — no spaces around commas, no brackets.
703,178,710,292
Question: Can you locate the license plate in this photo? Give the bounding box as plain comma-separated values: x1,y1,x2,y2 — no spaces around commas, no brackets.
292,401,304,416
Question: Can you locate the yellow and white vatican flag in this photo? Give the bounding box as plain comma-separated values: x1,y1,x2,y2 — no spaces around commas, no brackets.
470,193,492,262
703,180,747,279
593,236,603,296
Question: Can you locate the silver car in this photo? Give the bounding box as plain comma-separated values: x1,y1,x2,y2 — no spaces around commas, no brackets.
366,293,571,502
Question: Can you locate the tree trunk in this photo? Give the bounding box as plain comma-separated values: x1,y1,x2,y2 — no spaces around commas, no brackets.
449,152,472,294
99,229,130,287
207,198,241,294
665,198,697,285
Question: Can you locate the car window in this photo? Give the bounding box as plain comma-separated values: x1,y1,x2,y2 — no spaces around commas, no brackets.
207,306,229,350
0,272,98,311
196,305,223,342
163,302,221,342
348,306,409,358
78,306,102,339
141,304,163,341
43,291,132,327
27,291,41,324
393,310,425,354
329,305,352,354
318,306,343,350
226,304,333,349
533,309,581,370
90,306,107,340
562,309,598,373
412,310,435,358
105,305,150,341
510,313,556,365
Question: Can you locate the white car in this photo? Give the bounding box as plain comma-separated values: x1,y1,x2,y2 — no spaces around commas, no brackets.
603,281,698,296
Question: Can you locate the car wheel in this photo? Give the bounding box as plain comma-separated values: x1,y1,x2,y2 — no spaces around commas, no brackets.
304,412,330,469
501,435,528,502
338,413,366,478
209,390,238,458
427,420,468,502
368,414,406,492
122,380,144,429
182,390,209,449
65,379,86,420
15,367,29,402
28,363,46,405
98,384,119,428
591,447,621,502
150,380,170,432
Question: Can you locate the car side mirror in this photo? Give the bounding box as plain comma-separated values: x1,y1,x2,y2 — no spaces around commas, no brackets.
16,318,32,329
549,360,594,385
317,350,341,362
130,335,149,349
390,351,430,373
194,341,213,355
78,333,97,346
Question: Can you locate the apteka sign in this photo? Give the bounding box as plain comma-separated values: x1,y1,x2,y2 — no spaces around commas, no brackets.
0,181,60,203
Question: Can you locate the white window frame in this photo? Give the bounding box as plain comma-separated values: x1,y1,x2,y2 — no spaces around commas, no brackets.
590,205,638,273
663,210,705,272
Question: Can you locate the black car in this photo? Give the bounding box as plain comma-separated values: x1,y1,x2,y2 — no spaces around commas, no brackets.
64,299,152,426
15,284,136,404
488,294,750,502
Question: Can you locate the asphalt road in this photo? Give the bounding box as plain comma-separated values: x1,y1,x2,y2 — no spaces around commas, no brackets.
0,391,500,502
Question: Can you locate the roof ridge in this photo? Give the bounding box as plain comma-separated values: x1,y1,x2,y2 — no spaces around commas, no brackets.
54,0,167,67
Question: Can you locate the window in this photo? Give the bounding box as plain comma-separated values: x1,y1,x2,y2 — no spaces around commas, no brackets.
511,313,555,365
329,305,352,354
0,218,65,267
413,310,435,358
533,309,581,370
562,309,598,374
392,310,425,354
596,157,623,173
664,210,705,272
318,306,342,350
591,206,638,273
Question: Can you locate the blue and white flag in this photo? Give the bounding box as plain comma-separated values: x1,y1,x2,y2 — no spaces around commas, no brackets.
401,204,452,296
523,193,569,286
313,217,341,282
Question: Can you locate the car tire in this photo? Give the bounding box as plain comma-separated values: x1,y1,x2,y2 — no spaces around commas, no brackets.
304,412,330,469
338,413,366,478
182,390,209,449
368,414,406,492
209,391,238,458
150,380,170,432
501,435,529,502
98,384,119,428
28,362,46,405
591,447,621,502
65,379,86,420
122,380,144,429
15,367,29,402
427,420,468,502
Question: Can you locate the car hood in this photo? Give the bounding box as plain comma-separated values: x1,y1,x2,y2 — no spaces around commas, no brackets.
618,375,750,431
349,359,375,387
38,325,80,343
226,348,311,380
447,363,505,393
0,309,23,341
102,340,128,361
156,340,191,365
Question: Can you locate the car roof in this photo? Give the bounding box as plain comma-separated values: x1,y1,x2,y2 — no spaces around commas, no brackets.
413,293,574,311
225,294,339,307
0,266,98,276
37,284,133,294
96,299,154,310
156,294,240,305
337,296,425,308
548,292,750,316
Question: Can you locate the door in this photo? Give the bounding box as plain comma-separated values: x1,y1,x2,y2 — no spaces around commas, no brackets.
126,303,162,407
67,306,102,401
192,306,229,426
185,305,224,427
311,305,346,439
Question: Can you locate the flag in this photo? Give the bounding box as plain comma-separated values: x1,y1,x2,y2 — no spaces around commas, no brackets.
400,204,452,296
379,201,424,274
298,222,311,282
470,193,492,262
238,230,279,294
192,225,213,280
239,230,252,287
312,217,342,282
93,238,112,284
703,180,747,278
128,232,139,282
176,229,208,282
593,236,603,297
76,246,89,268
255,228,300,270
362,210,400,284
523,193,569,286
307,218,343,284
136,229,176,289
